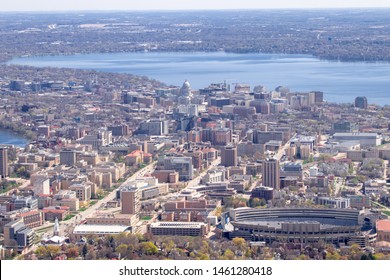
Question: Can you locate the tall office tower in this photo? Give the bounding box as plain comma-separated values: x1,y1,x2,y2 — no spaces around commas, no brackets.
121,186,140,215
0,147,9,178
37,125,50,137
139,119,169,136
68,127,80,140
60,149,77,166
262,157,280,190
355,96,368,109
313,91,324,104
221,145,238,167
163,157,194,181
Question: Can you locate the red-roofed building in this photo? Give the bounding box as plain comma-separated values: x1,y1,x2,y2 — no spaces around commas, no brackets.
202,148,218,161
125,150,144,166
377,220,390,243
17,210,44,228
42,206,70,221
143,153,153,163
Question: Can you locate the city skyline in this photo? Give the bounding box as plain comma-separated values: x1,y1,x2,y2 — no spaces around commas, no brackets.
1,7,390,264
1,0,390,12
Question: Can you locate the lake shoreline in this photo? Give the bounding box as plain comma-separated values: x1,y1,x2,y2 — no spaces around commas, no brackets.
0,126,30,148
7,51,390,105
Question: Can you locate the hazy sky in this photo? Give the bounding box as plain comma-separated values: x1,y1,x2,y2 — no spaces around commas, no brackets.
1,0,390,12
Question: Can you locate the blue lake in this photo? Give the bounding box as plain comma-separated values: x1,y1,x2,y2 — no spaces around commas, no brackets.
0,129,28,147
8,52,390,105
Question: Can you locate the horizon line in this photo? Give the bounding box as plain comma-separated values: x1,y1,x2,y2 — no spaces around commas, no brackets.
1,7,390,13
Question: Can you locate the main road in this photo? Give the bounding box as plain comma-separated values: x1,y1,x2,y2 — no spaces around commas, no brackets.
151,157,221,204
44,157,220,236
41,162,157,236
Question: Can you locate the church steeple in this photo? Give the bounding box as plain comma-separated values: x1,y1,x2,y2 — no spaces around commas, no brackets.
53,217,60,236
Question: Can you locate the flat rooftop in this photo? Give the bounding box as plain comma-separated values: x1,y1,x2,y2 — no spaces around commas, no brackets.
377,220,390,232
150,222,206,229
73,224,130,234
334,133,378,137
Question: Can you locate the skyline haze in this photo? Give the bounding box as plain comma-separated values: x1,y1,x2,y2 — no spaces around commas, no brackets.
1,0,390,12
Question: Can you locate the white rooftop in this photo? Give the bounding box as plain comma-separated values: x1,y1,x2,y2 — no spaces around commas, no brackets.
334,133,378,137
150,222,205,229
73,224,130,234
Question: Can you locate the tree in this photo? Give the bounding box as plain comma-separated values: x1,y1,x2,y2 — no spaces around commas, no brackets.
245,248,253,258
296,254,310,260
232,237,246,250
35,246,48,259
214,207,223,217
319,154,332,162
66,247,79,259
95,189,105,199
82,244,88,258
162,240,175,255
224,197,248,209
223,249,235,260
140,242,158,255
249,198,262,208
15,166,29,179
116,244,129,259
260,247,273,260
46,245,61,260
197,252,210,260
326,251,341,260
199,240,209,255
85,249,97,260
349,244,363,260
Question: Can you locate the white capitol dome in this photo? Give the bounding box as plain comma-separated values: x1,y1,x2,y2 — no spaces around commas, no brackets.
180,79,192,96
182,80,191,89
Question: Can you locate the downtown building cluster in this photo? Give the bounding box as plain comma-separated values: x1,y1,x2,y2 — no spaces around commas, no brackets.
0,65,390,259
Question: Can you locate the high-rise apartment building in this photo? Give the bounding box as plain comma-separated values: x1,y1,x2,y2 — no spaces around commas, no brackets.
355,96,368,109
60,149,77,166
121,186,140,215
37,125,50,138
0,147,8,178
138,119,168,136
262,158,280,189
221,145,238,167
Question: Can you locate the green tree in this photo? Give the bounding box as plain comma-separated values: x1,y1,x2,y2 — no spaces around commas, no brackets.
46,245,61,259
140,242,158,255
163,240,175,254
35,246,48,259
214,207,223,217
223,249,235,260
15,166,29,179
116,244,129,259
197,252,210,260
349,244,362,260
249,198,261,207
82,244,88,258
296,254,310,260
326,251,341,260
232,237,246,250
373,253,384,260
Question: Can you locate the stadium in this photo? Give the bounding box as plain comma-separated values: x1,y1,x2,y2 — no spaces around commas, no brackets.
223,207,367,245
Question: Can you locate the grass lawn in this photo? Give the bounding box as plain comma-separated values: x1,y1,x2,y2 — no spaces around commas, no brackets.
64,214,76,221
383,211,390,217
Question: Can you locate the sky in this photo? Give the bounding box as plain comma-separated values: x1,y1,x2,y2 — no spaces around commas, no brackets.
1,0,390,12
